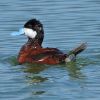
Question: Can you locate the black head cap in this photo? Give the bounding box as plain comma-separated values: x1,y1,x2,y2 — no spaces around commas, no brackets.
24,18,43,32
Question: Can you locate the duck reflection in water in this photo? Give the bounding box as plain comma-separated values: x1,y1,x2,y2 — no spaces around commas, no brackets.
23,63,49,84
65,61,85,80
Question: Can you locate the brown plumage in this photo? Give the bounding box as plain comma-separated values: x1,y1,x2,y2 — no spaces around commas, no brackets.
17,19,87,65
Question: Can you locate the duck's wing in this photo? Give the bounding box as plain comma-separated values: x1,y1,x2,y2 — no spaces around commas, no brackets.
32,50,62,60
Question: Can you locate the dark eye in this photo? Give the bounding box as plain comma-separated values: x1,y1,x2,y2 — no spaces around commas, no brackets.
28,24,33,28
34,25,42,31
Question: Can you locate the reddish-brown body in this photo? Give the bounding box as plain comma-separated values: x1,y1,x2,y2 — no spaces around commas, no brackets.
18,43,67,65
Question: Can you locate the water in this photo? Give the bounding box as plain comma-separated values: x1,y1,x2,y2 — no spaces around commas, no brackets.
0,0,100,100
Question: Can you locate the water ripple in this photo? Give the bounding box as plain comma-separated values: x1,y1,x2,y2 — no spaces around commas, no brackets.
0,0,100,100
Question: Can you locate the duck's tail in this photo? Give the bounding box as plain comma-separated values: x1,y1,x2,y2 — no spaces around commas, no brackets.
65,43,87,62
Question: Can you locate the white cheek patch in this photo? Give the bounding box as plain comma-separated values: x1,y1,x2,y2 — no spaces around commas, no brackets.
24,28,37,39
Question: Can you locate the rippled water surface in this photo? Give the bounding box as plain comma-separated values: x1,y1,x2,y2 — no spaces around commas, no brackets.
0,0,100,100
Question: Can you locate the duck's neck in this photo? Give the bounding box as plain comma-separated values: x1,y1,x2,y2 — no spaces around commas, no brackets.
26,32,44,48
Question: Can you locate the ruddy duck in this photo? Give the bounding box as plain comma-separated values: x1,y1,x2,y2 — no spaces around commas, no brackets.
11,18,86,65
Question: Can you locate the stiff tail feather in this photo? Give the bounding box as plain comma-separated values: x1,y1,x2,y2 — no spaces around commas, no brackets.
69,43,87,56
65,43,87,62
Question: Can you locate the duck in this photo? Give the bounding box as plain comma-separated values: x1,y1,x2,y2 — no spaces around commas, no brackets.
11,18,87,65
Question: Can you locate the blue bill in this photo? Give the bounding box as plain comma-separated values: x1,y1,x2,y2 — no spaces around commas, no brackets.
11,28,24,36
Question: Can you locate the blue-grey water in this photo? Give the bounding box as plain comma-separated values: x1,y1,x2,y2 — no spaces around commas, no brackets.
0,0,100,100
